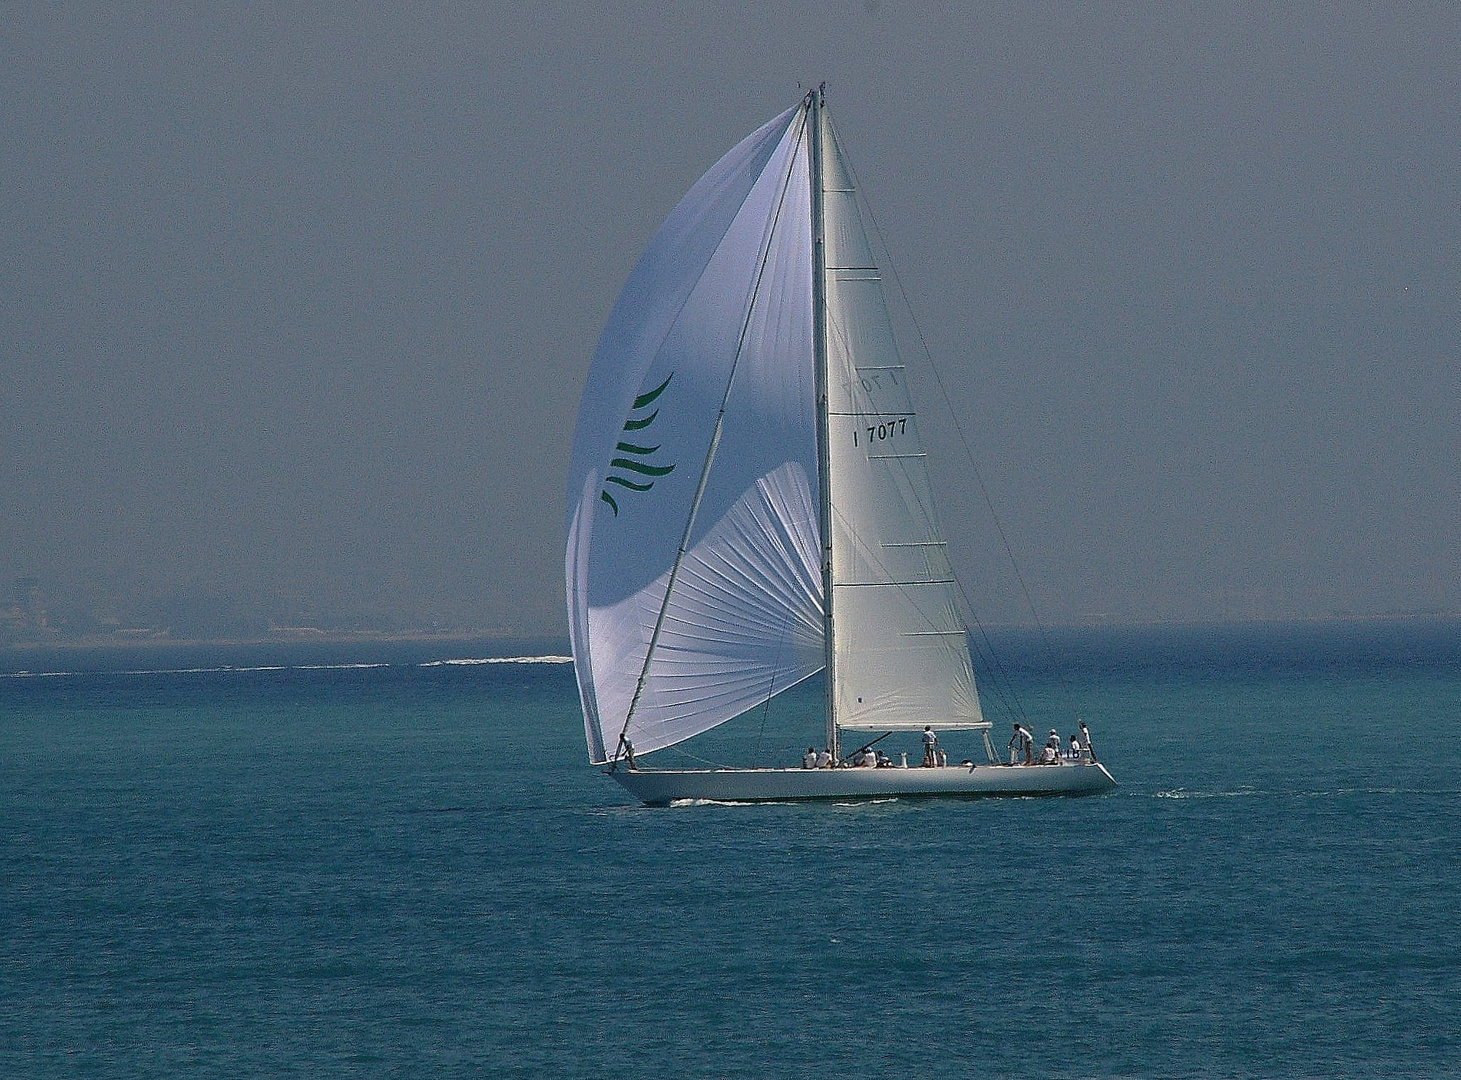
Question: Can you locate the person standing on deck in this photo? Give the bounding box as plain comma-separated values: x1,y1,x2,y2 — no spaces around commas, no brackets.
1079,720,1095,761
922,725,939,767
1069,733,1081,759
1009,723,1033,765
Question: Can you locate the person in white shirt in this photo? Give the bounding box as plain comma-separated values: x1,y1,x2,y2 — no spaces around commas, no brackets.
815,748,833,769
802,747,818,769
922,725,939,767
1079,720,1095,761
1069,734,1081,759
1009,723,1033,764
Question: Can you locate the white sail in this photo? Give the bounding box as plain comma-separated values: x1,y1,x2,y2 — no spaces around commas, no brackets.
567,91,1119,802
566,106,823,763
818,111,985,731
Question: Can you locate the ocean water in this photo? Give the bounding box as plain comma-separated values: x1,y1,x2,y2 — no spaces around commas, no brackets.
2,623,1459,1078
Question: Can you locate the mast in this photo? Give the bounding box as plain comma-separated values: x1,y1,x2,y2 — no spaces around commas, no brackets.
810,84,838,762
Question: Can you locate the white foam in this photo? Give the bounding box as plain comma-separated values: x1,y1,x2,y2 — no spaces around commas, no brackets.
294,663,392,671
1154,788,1258,800
418,655,573,667
116,665,291,676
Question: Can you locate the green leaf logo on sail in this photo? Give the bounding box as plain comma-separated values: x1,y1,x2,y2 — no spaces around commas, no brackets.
601,373,676,516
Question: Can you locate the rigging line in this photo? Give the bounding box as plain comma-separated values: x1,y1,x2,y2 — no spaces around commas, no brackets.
753,611,791,766
613,104,814,762
963,596,1031,728
836,144,1073,711
661,744,733,769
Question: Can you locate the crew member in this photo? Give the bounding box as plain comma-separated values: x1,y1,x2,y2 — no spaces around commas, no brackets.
1042,729,1061,764
1009,723,1033,764
922,725,939,767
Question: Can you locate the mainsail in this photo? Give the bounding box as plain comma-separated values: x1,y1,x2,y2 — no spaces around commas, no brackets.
566,94,983,765
817,110,984,731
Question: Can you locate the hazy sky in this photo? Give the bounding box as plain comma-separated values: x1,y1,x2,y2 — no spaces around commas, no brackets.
3,3,1457,637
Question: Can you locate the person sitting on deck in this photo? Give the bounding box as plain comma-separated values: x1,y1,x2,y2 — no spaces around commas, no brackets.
1044,730,1062,762
922,725,939,767
815,747,833,769
1039,741,1058,764
802,747,817,769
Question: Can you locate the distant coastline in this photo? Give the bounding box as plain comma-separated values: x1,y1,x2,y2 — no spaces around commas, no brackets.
0,632,575,679
4,614,1457,683
4,610,1458,655
1,628,556,652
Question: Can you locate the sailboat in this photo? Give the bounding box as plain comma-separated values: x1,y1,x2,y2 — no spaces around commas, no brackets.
566,87,1115,804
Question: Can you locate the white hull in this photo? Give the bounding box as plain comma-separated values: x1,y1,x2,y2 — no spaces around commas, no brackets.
610,760,1116,805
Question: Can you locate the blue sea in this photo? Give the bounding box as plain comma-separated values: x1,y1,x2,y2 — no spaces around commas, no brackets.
3,622,1459,1078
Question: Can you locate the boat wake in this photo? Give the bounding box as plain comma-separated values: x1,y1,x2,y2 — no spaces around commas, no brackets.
1154,788,1259,800
1153,786,1455,800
